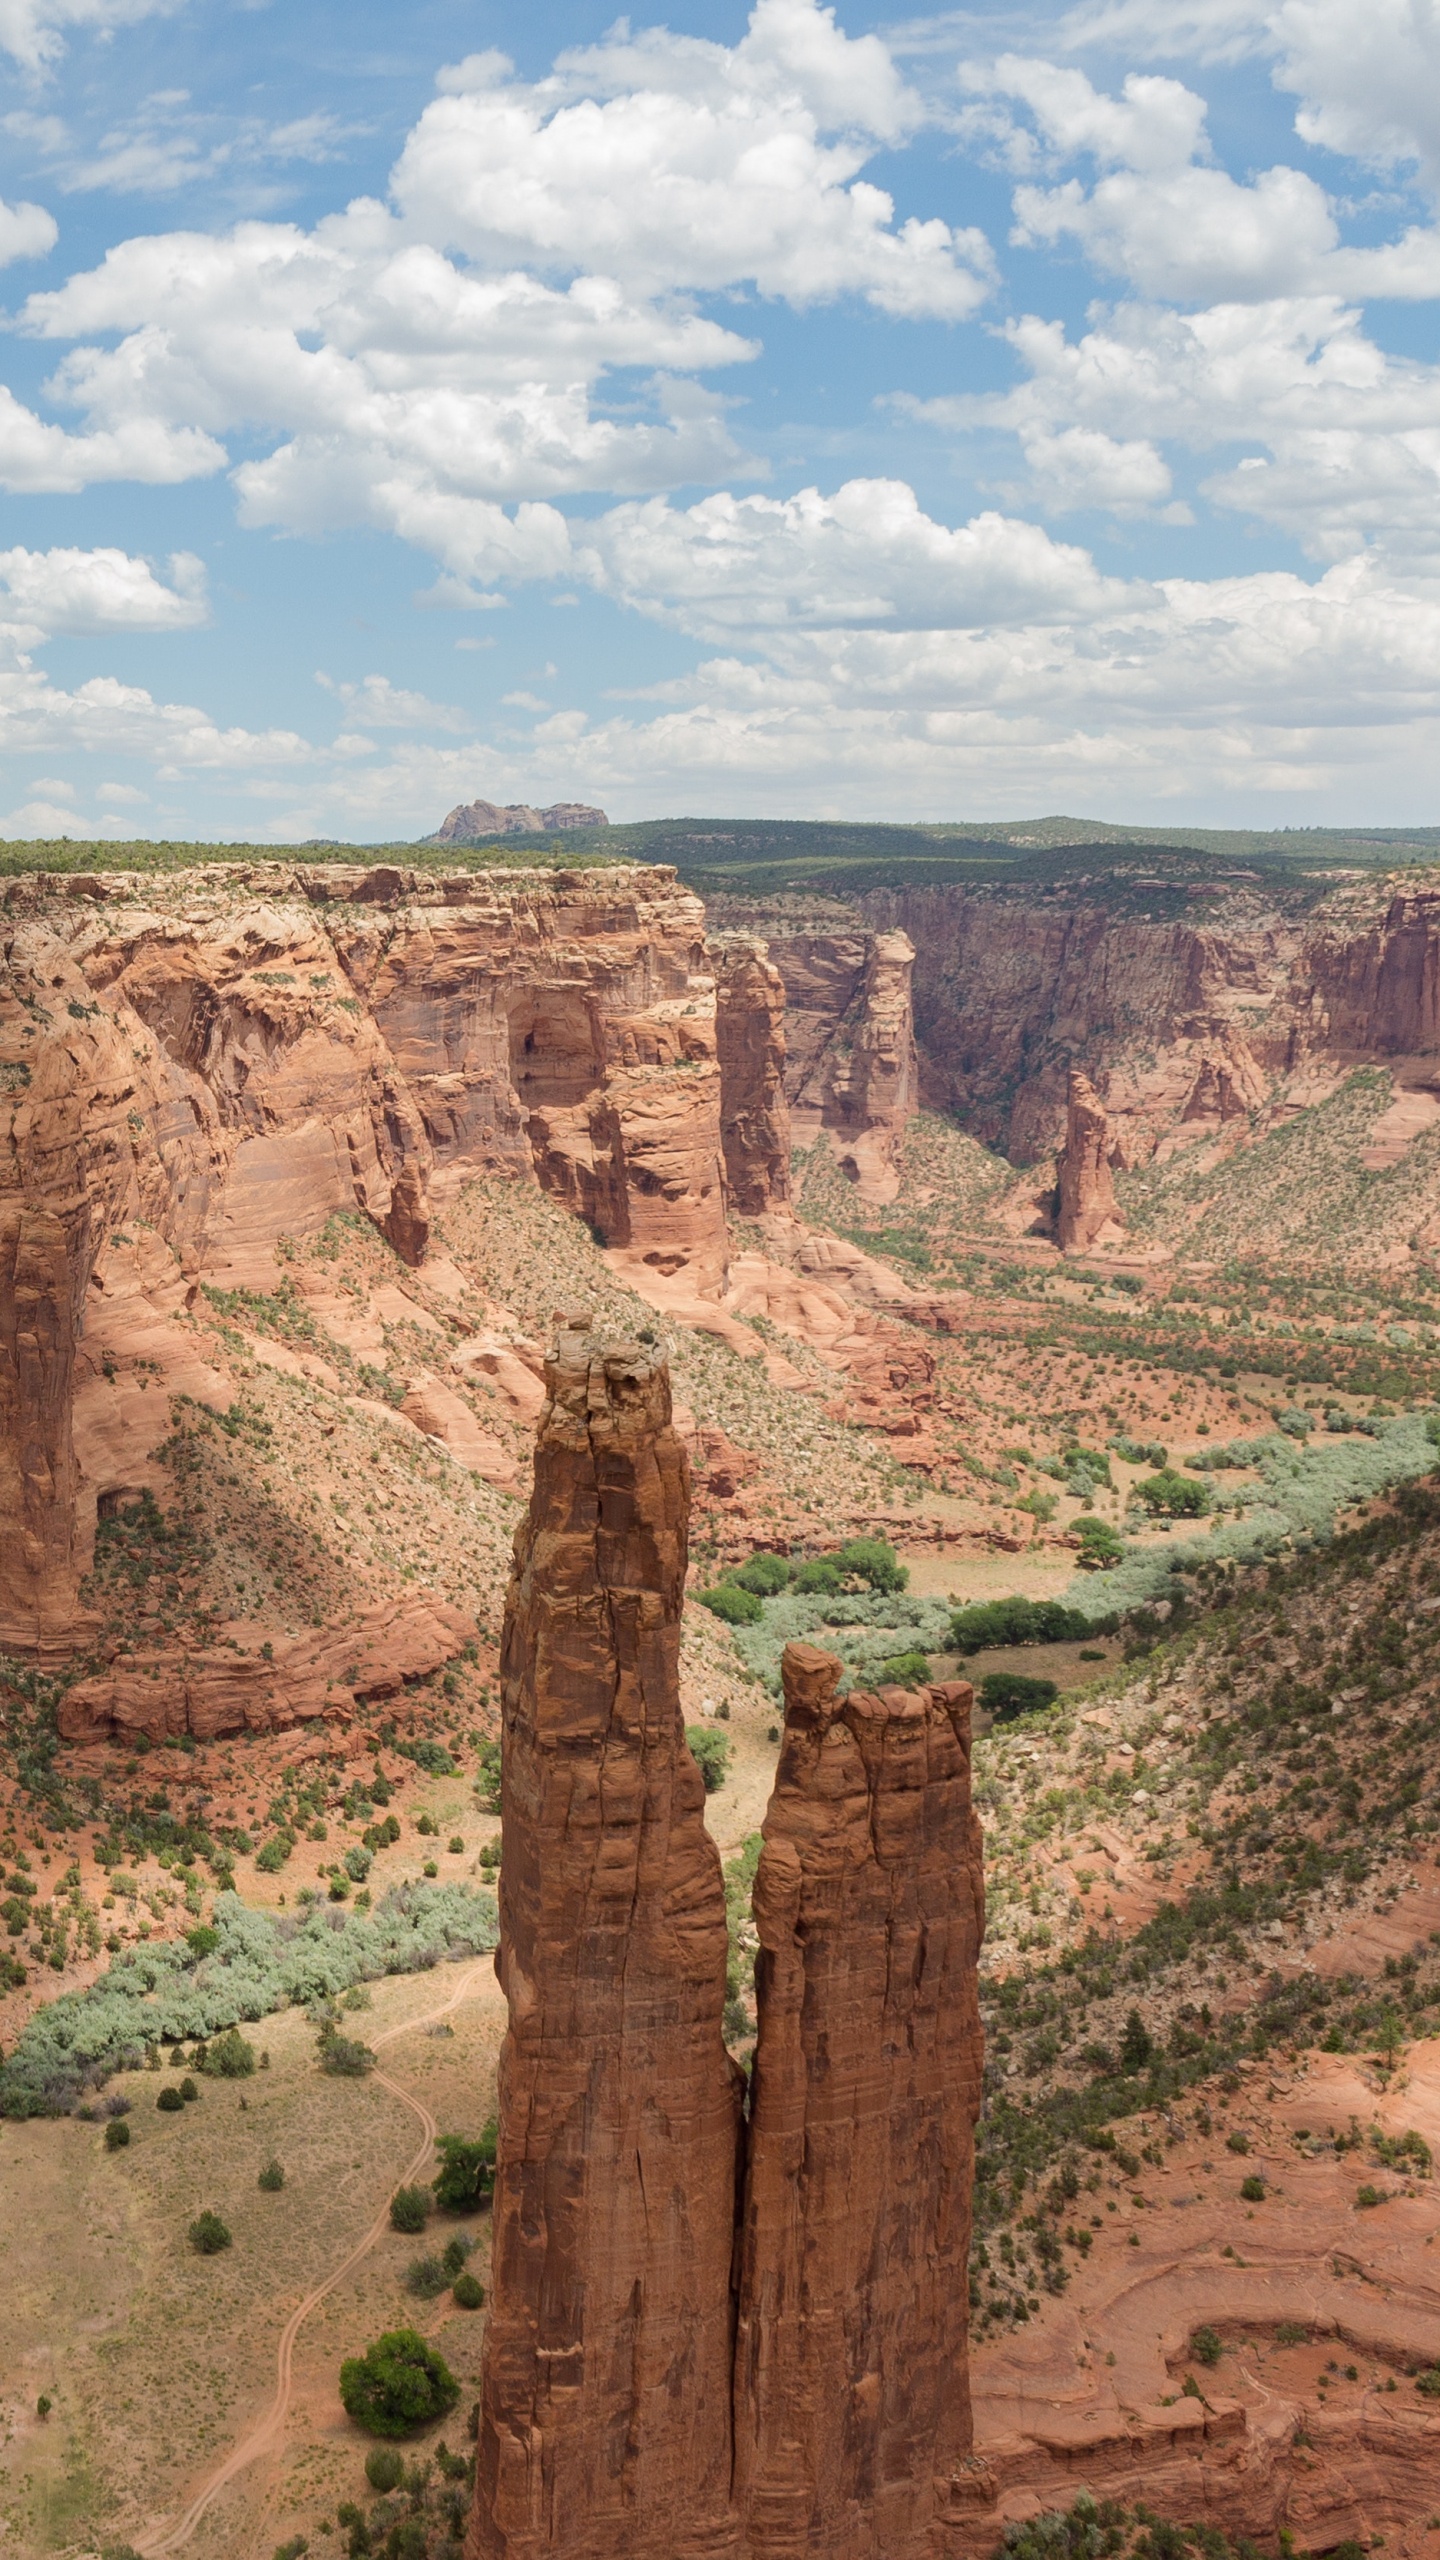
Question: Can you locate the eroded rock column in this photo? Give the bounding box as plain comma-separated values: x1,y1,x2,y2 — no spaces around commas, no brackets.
715,938,792,1215
734,1642,985,2560
1056,1068,1123,1252
470,1329,742,2560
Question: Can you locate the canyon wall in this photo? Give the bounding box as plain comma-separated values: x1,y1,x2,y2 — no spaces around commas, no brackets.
761,926,919,1202
0,862,725,1657
471,1327,742,2560
734,1641,985,2560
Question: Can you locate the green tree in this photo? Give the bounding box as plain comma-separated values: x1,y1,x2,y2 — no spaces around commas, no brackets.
696,1582,762,1626
390,2185,431,2234
189,2209,232,2255
980,1672,1058,1724
686,1727,731,1793
339,2329,459,2438
432,2125,497,2214
1120,2008,1153,2072
205,2026,256,2078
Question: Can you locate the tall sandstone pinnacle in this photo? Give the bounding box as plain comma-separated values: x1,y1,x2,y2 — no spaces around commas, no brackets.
735,1643,985,2560
470,1328,743,2560
472,1346,983,2560
1055,1069,1124,1253
715,938,792,1216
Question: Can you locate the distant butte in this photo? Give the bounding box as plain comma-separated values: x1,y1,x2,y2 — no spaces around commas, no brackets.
428,799,608,841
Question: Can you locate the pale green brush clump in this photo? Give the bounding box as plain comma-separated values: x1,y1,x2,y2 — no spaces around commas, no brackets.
0,1881,497,2119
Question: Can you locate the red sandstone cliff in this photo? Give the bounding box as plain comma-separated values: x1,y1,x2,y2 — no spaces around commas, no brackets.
0,862,726,1658
715,939,791,1215
764,927,918,1202
734,1641,984,2560
1055,1070,1123,1252
470,1329,742,2560
429,800,607,841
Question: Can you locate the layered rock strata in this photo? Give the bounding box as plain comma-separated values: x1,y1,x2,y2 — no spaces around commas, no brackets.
765,927,919,1201
714,939,791,1215
471,1329,742,2560
473,1357,985,2560
1055,1070,1123,1252
0,862,725,1655
430,800,608,841
734,1642,985,2560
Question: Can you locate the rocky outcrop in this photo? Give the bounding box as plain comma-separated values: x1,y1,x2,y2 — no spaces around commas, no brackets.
0,862,726,1657
734,1642,984,2560
765,928,918,1202
715,939,791,1215
429,800,607,841
471,1329,742,2560
55,1594,475,1746
1055,1071,1123,1252
472,1351,985,2560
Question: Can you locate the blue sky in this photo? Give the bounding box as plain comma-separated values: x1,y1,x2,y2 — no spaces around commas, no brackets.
0,0,1438,838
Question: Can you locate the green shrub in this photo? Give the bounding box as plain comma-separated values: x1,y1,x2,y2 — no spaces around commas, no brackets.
1415,2367,1440,2397
834,1537,907,1594
339,2328,459,2438
1354,2183,1383,2209
949,1597,1095,1653
104,2116,130,2151
179,2076,199,2103
1240,2174,1266,2202
874,1649,932,1689
157,2085,183,2113
1074,1518,1124,1567
258,2158,284,2190
397,1739,455,1776
405,2255,449,2300
686,1727,731,1794
1275,2321,1309,2345
318,2029,375,2077
390,2185,430,2234
475,1743,502,1814
255,1836,291,1874
730,1551,791,1596
204,2026,256,2078
980,1672,1059,1724
1113,1437,1166,1467
452,2271,484,2309
186,1924,219,1957
1191,2325,1223,2367
1119,2009,1152,2072
697,1582,762,1625
440,2235,472,2277
1134,1469,1209,1517
364,2446,405,2493
447,1836,464,1855
791,1555,843,1594
432,2125,497,2214
343,1847,372,1884
189,2209,231,2254
1225,2130,1250,2154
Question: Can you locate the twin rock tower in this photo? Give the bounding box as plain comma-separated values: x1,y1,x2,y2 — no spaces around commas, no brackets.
467,1330,986,2560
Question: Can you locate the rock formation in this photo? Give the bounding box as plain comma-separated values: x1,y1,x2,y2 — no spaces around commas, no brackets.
471,1328,742,2560
714,939,791,1215
429,800,608,841
0,862,726,1657
1055,1070,1123,1252
764,928,918,1202
734,1642,984,2560
472,1360,985,2560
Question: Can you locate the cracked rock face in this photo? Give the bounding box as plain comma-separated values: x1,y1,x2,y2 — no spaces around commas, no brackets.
471,1329,743,2560
734,1642,985,2560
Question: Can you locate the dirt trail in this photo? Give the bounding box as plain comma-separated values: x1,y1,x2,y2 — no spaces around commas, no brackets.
136,1958,490,2557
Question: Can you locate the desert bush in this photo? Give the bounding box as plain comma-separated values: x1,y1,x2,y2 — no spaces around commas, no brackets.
790,1555,843,1594
397,1738,455,1776
390,2185,431,2234
255,1836,292,1874
364,2446,405,2493
1191,2325,1223,2367
405,2255,449,2300
432,2126,497,2214
949,1597,1096,1653
203,2026,256,2078
874,1649,932,1688
1134,1469,1208,1518
440,2235,472,2277
686,1727,731,1794
258,2158,284,2190
730,1551,791,1596
0,1883,498,2118
1240,2174,1266,2202
834,1537,907,1594
697,1581,763,1626
1074,1519,1124,1568
157,2086,183,2113
452,2271,484,2309
179,2076,199,2102
104,2116,130,2151
981,1673,1059,1724
1113,1437,1166,1467
343,1847,372,1884
319,2029,375,2077
339,2328,459,2438
189,2209,231,2254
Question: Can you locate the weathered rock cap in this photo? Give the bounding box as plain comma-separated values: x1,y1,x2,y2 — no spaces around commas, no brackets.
776,1638,973,1742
